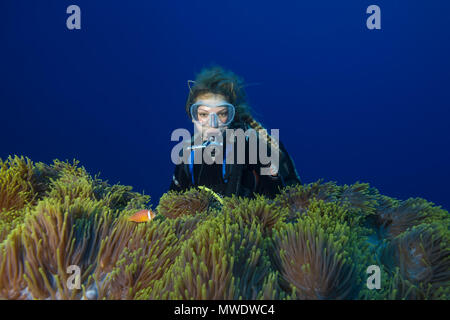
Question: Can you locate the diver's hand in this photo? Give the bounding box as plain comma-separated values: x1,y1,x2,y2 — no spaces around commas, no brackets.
268,163,279,176
260,162,279,177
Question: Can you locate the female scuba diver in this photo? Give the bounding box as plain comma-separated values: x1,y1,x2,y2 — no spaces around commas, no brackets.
169,66,301,199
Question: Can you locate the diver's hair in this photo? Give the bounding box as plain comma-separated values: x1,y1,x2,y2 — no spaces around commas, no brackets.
185,65,253,123
241,114,283,158
186,65,282,157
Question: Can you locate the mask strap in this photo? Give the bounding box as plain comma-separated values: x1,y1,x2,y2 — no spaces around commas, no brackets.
187,80,196,94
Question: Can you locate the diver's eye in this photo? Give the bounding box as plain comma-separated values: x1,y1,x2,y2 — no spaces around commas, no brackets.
217,112,229,122
198,112,209,118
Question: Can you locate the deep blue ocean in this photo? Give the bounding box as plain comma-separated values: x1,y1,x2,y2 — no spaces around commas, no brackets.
1,1,449,210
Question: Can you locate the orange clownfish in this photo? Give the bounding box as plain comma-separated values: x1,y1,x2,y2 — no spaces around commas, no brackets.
128,209,156,223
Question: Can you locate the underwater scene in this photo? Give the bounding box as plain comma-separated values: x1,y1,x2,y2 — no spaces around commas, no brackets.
1,1,449,301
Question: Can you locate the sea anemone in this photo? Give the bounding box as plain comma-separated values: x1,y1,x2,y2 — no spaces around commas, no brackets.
0,157,156,299
0,228,26,299
222,194,288,237
1,156,449,300
336,182,380,219
0,156,37,242
156,187,220,219
0,156,36,212
380,223,450,299
141,214,273,300
143,215,237,299
377,198,449,239
271,220,359,300
166,211,213,241
90,218,180,299
274,180,339,221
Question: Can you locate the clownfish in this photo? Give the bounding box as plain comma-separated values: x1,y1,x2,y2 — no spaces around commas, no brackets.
128,209,156,223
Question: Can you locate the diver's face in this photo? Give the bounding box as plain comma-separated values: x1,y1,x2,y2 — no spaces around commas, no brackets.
192,93,229,140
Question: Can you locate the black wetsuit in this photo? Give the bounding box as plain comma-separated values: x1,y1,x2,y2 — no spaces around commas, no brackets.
168,130,301,199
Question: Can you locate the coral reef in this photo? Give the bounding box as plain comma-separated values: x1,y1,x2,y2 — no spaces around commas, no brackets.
0,155,449,300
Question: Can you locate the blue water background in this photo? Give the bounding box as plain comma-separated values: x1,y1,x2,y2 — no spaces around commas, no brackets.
1,1,449,209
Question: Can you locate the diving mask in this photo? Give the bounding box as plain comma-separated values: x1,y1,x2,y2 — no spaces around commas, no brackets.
190,100,235,128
